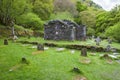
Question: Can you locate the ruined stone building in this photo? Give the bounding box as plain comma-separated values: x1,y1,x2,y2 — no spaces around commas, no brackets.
44,20,86,41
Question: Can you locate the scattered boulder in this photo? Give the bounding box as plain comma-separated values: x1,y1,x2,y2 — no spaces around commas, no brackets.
79,57,91,64
4,39,8,45
109,54,118,60
21,57,29,64
100,54,111,59
56,48,65,52
81,48,87,57
44,47,49,50
13,35,18,40
37,44,44,51
71,67,83,74
89,53,96,56
111,48,117,53
113,53,120,56
31,46,37,48
95,37,101,46
71,50,75,54
100,54,118,60
105,45,111,52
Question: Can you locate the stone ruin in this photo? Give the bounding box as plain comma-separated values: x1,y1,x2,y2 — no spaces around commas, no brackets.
44,20,86,41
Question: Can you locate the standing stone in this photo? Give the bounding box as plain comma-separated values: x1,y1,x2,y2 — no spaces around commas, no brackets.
106,45,111,52
37,44,44,50
81,48,87,57
95,37,101,46
92,35,95,39
71,27,76,41
4,39,8,45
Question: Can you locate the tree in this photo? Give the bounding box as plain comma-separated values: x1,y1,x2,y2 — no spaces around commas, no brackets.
16,13,44,30
33,0,54,20
0,0,31,26
105,23,120,42
53,0,77,16
76,1,87,12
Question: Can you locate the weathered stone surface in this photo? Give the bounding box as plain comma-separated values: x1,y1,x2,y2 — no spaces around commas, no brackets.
37,44,44,51
56,48,65,52
72,67,82,73
4,39,8,45
95,37,101,46
79,57,91,64
100,54,110,59
21,57,29,64
44,20,86,41
100,54,118,60
106,45,111,52
81,48,87,57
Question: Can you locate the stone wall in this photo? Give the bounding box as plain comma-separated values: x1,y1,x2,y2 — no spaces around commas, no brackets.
44,20,86,41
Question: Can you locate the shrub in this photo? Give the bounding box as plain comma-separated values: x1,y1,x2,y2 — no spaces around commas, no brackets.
16,13,44,30
105,23,120,42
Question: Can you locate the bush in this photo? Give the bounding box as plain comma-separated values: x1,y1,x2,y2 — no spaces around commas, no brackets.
105,23,120,42
16,13,44,30
87,27,95,36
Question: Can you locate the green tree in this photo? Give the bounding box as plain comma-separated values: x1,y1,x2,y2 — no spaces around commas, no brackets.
0,0,31,26
95,5,120,36
16,13,44,30
105,23,120,42
76,1,87,12
54,0,77,16
33,0,54,20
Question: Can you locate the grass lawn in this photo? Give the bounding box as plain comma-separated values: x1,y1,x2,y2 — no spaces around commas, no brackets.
0,38,120,80
19,37,120,49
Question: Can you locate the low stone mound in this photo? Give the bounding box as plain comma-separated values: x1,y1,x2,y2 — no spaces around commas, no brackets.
79,57,91,64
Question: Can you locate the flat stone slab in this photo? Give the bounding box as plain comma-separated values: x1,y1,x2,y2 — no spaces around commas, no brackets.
31,46,37,49
79,58,91,64
113,53,120,55
44,47,49,50
89,53,96,56
56,48,65,51
70,50,75,54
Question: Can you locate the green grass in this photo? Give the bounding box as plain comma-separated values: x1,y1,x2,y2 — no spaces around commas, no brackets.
0,39,120,80
19,37,120,49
